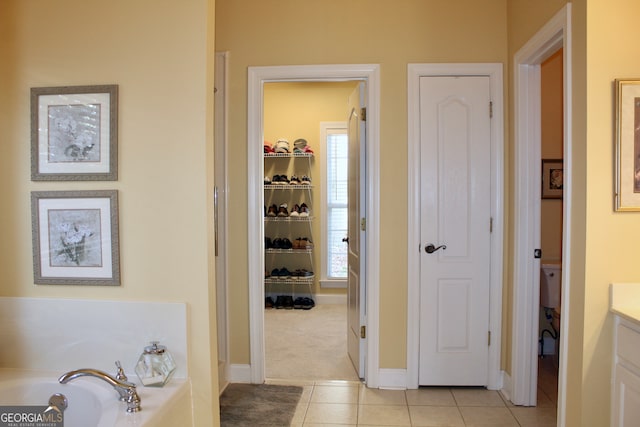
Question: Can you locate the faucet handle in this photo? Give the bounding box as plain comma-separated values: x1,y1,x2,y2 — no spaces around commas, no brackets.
115,361,128,382
124,388,142,413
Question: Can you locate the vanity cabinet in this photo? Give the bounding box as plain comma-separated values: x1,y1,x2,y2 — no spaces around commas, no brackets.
612,315,640,426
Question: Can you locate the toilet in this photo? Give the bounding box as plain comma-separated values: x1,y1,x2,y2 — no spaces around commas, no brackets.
540,262,562,365
540,262,562,309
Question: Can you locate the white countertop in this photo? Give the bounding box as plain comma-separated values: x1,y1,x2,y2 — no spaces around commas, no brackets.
610,283,640,325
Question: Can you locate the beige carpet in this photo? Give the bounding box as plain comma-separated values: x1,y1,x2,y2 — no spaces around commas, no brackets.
265,304,359,381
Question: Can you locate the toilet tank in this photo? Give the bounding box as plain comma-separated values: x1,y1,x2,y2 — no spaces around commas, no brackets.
540,262,561,309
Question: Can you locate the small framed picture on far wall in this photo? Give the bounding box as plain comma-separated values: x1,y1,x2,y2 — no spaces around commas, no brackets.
541,159,563,199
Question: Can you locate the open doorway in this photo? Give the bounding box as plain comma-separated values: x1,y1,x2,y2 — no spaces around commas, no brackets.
262,81,359,381
511,5,571,425
537,48,563,407
246,64,381,387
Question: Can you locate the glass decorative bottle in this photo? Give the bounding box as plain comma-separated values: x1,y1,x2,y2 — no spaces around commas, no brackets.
135,341,176,387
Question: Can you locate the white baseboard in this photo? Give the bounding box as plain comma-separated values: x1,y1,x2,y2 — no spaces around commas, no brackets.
320,279,347,289
264,294,346,305
487,368,504,391
378,369,407,390
315,294,347,305
228,364,252,383
501,371,513,402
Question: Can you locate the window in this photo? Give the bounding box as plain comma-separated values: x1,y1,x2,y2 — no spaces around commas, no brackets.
320,122,348,286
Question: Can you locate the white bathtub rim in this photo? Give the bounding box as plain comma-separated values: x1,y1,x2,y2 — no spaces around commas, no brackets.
0,368,192,427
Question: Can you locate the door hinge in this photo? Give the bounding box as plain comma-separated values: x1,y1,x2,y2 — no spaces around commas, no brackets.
361,107,367,121
534,249,542,259
489,217,493,233
489,101,493,118
361,218,366,231
488,331,491,346
361,326,366,339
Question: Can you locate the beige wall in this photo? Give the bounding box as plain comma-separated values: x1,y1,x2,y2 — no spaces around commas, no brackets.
581,0,640,425
264,81,357,297
0,1,218,425
216,0,508,369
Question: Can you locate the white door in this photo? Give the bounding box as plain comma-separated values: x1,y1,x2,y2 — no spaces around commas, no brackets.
419,76,492,386
347,82,366,377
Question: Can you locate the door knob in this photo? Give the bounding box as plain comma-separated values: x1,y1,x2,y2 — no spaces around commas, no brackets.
425,244,446,254
342,237,349,243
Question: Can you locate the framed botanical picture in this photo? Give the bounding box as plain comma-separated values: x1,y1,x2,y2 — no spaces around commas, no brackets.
31,85,118,181
31,190,120,286
541,159,564,199
615,79,640,211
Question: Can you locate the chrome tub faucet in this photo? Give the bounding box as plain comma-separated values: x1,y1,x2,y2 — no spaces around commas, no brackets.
58,363,141,413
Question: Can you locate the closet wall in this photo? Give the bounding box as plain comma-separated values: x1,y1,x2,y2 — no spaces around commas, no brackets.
264,81,359,297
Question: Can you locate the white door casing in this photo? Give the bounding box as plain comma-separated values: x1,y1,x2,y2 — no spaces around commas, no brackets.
407,63,504,390
246,65,381,387
214,51,229,389
347,83,366,377
512,5,571,421
418,76,492,386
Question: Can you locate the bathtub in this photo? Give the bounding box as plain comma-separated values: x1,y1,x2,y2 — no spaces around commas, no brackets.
0,369,192,427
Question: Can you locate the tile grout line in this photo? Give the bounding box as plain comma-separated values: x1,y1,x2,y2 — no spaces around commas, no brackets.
300,383,314,425
404,390,413,426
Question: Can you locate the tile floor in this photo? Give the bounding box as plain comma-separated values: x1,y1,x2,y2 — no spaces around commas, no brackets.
266,378,557,426
264,304,559,426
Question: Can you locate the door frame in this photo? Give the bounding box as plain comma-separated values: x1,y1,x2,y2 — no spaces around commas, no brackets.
407,63,505,390
247,64,381,386
214,51,230,392
511,4,571,421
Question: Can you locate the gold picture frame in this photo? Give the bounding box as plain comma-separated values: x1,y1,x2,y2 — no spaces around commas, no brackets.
541,159,563,199
615,79,640,211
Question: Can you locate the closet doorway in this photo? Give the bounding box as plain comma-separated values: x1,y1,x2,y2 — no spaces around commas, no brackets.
247,65,381,387
262,81,359,382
